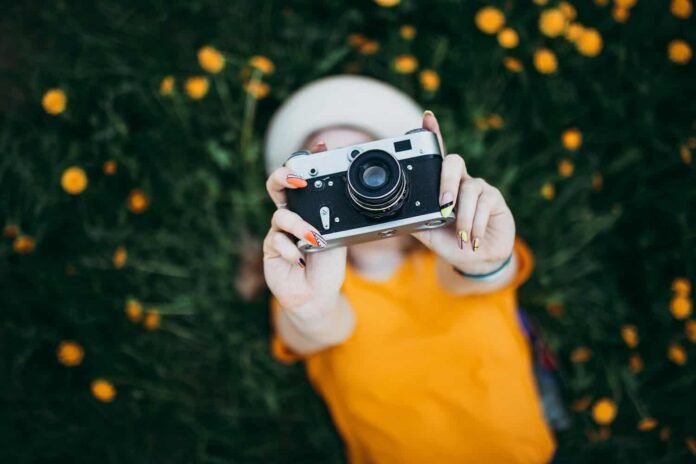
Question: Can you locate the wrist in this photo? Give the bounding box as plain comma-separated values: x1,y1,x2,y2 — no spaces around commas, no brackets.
452,252,512,276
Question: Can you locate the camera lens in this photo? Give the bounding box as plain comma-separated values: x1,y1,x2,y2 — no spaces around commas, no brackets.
346,149,409,219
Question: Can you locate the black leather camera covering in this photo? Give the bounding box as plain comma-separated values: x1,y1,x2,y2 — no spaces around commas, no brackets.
286,155,442,234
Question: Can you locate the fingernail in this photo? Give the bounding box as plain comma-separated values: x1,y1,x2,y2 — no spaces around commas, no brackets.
423,110,434,117
287,174,308,188
297,257,306,269
304,230,327,248
458,230,468,249
472,237,480,253
440,192,454,218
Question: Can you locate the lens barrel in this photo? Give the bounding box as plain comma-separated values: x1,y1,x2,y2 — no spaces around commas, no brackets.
346,149,409,218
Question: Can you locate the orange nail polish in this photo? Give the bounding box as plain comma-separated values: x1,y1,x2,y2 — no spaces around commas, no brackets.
287,174,308,188
304,230,326,248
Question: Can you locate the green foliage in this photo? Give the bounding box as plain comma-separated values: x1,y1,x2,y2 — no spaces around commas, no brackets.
1,0,695,462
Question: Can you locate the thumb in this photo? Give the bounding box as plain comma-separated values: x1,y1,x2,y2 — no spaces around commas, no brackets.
422,110,446,155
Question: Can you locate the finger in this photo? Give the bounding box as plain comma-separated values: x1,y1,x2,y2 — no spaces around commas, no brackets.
271,208,327,248
309,140,328,153
438,154,466,218
266,166,307,207
456,178,485,250
471,187,501,251
264,230,306,268
422,110,446,155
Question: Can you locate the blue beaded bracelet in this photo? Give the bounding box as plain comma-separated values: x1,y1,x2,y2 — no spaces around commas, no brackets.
452,252,514,281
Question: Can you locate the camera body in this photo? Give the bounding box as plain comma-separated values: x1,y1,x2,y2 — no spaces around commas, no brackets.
285,129,454,251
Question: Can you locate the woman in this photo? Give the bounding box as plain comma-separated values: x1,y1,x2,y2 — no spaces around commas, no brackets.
262,76,555,463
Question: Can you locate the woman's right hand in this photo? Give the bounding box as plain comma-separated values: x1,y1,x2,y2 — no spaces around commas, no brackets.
263,142,348,322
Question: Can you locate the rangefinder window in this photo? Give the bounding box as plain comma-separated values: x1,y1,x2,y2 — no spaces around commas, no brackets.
393,139,412,152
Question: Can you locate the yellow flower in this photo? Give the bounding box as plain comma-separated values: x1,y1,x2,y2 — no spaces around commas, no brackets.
127,189,149,214
3,224,20,238
577,28,603,57
374,0,400,7
198,46,225,73
42,89,67,115
668,39,692,64
541,182,555,199
592,398,617,425
487,114,504,129
558,2,577,21
534,48,558,74
347,33,367,47
57,340,84,367
629,353,643,373
61,166,88,195
670,295,693,319
685,319,696,343
546,302,565,317
503,56,524,72
475,7,505,35
249,55,275,74
125,299,143,323
565,23,584,42
102,160,117,175
615,0,637,6
562,128,583,150
359,40,380,55
668,343,687,365
591,172,603,191
400,25,416,40
539,9,567,37
621,324,639,348
638,418,658,431
533,0,549,5
184,76,210,100
244,80,270,99
475,116,489,131
558,159,575,177
419,70,440,92
393,54,419,74
13,235,35,254
143,309,161,331
113,245,127,269
570,346,592,362
681,145,692,164
612,6,630,22
159,76,175,95
91,379,116,403
497,28,519,48
672,0,693,19
571,396,592,411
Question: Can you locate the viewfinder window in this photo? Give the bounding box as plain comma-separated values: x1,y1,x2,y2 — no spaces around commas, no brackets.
394,139,412,152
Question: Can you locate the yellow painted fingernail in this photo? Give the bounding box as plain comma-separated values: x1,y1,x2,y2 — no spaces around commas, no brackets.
459,230,468,243
472,237,480,252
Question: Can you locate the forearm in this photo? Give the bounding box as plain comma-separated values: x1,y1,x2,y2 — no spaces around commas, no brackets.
436,252,518,295
275,294,355,356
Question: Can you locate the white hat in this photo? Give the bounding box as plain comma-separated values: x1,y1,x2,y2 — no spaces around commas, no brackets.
263,75,423,174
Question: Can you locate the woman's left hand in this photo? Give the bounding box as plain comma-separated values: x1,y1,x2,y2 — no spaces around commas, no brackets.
411,111,516,275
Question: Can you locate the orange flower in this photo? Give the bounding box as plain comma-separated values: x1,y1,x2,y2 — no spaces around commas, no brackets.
125,299,143,323
143,309,161,331
184,76,209,99
668,343,687,365
571,396,592,411
671,0,693,19
615,0,637,7
592,398,617,425
503,56,523,72
419,70,440,92
3,224,20,238
91,379,116,403
670,295,693,320
534,48,558,74
42,88,67,115
681,145,693,164
374,0,400,7
393,54,419,74
570,346,592,363
539,9,566,37
244,80,270,99
113,246,127,269
558,2,577,21
198,46,225,73
57,340,84,367
249,55,275,74
621,324,639,348
612,6,630,23
638,417,658,431
159,76,175,95
558,159,575,177
497,28,519,48
475,7,505,35
359,40,380,55
541,182,555,200
61,166,88,195
668,39,692,64
565,23,584,42
13,235,35,254
400,25,416,40
562,128,583,151
577,28,603,57
102,160,117,175
685,319,696,343
347,33,367,47
127,189,149,214
629,353,643,373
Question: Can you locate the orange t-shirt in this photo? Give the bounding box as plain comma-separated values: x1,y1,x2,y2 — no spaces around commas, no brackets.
271,239,555,463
